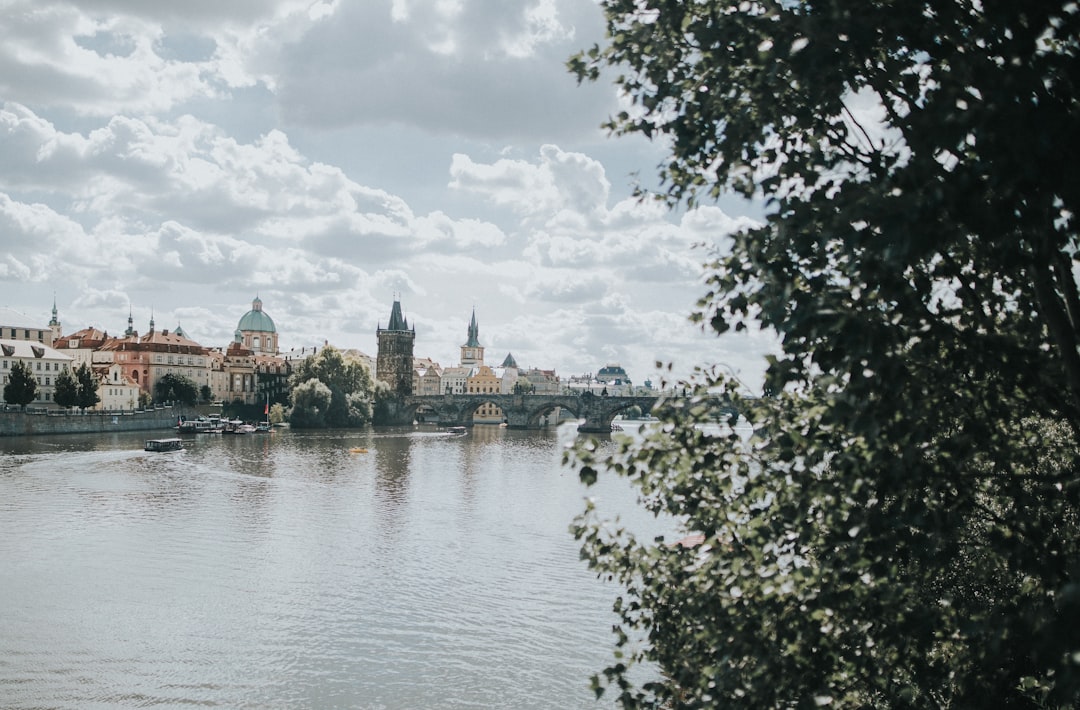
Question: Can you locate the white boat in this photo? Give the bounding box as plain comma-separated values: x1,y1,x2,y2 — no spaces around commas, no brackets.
222,419,254,434
145,438,183,452
177,418,221,434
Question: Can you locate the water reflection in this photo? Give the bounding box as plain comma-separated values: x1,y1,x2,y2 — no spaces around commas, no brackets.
0,425,660,709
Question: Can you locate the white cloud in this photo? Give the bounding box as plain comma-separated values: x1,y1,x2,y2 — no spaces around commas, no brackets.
0,0,772,390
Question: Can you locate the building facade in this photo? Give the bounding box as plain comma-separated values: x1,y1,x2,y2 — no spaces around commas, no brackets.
92,363,141,410
0,339,74,407
0,307,55,347
99,321,213,400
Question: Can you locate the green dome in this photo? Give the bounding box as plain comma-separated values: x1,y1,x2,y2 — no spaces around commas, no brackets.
237,297,276,333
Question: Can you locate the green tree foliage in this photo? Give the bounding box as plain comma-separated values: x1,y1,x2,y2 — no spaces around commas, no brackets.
268,402,286,425
568,1,1080,707
288,378,333,428
200,384,213,404
154,373,199,405
287,345,373,428
53,367,78,409
74,363,100,411
3,360,37,408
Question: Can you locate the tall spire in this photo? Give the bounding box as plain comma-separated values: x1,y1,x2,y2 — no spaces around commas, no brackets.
386,298,409,331
125,306,135,337
49,294,59,327
465,308,480,347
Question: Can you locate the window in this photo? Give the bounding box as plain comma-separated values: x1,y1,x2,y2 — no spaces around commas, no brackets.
45,377,50,385
36,362,41,371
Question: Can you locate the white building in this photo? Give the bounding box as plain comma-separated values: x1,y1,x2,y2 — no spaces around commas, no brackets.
92,363,141,410
0,339,75,407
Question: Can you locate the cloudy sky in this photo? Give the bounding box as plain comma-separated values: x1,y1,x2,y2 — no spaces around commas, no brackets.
0,0,775,391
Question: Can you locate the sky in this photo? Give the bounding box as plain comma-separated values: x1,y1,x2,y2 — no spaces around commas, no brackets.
0,0,776,392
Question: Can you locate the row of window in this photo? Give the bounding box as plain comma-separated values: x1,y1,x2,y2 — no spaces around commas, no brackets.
2,360,68,372
2,375,57,386
4,328,45,340
154,355,206,366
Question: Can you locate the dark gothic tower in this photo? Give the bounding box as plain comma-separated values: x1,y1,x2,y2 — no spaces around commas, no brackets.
376,298,416,395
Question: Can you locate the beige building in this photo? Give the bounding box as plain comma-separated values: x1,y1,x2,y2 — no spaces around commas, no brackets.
54,327,112,369
0,306,55,347
466,364,504,424
413,357,443,396
0,338,74,407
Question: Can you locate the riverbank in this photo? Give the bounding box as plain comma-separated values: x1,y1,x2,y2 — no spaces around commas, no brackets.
0,405,193,437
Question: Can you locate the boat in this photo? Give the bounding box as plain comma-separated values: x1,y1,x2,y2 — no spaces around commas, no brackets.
145,438,183,452
349,447,368,454
221,419,255,434
446,426,467,435
254,422,272,432
177,418,221,434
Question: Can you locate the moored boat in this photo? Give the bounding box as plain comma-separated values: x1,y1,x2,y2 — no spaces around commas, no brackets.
177,418,220,434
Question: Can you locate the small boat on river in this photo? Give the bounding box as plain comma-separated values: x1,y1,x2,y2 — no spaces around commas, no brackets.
145,438,184,452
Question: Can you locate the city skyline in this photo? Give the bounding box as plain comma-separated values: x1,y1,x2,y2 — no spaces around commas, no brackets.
0,1,777,392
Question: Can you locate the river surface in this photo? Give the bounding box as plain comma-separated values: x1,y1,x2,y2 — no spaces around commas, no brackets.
0,424,665,710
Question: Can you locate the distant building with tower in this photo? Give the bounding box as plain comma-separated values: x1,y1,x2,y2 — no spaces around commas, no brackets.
376,299,416,395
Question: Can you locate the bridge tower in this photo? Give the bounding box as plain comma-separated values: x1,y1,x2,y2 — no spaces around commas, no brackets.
460,308,484,367
376,298,415,395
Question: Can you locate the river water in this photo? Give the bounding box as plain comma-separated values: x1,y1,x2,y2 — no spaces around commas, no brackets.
0,424,664,709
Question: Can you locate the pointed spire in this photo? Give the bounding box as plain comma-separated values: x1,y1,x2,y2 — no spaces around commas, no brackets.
465,308,481,347
125,306,135,338
387,298,408,331
49,293,59,326
149,307,155,333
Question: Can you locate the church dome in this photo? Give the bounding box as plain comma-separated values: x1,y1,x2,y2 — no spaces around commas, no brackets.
237,297,276,333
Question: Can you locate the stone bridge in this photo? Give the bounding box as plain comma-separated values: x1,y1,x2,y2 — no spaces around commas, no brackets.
400,392,655,432
393,392,733,433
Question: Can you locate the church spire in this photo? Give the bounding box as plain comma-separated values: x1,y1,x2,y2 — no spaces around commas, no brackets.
465,308,480,347
48,294,61,340
460,308,484,366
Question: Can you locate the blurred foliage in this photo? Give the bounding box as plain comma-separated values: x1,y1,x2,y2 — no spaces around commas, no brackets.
567,0,1080,707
